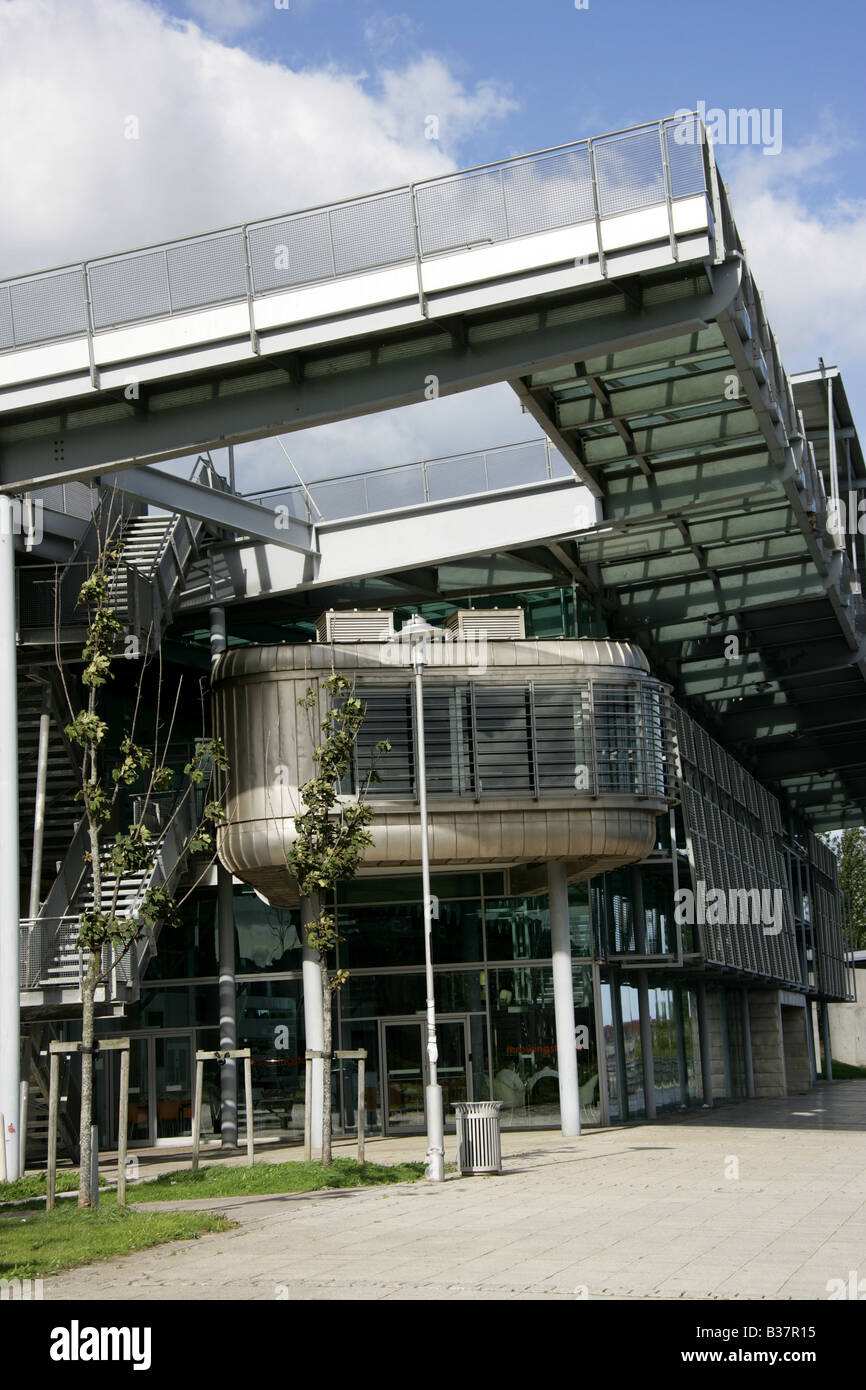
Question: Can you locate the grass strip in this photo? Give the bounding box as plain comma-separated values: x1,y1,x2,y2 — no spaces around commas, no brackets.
0,1204,233,1280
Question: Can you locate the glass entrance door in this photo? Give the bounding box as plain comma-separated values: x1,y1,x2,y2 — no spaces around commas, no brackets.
109,1032,195,1146
381,1018,472,1134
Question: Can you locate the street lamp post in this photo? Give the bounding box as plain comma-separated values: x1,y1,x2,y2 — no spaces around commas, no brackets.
403,616,445,1182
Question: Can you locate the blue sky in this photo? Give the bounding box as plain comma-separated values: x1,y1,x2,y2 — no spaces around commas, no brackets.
1,0,864,488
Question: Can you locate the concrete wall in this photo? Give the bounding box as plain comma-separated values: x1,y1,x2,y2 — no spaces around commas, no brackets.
828,969,866,1067
705,990,727,1100
780,1003,812,1094
747,991,787,1099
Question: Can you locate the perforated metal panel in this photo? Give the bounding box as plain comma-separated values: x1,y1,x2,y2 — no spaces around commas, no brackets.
165,233,247,312
593,127,666,218
416,168,509,255
502,147,595,238
328,191,416,276
248,210,335,293
89,251,171,329
9,270,87,344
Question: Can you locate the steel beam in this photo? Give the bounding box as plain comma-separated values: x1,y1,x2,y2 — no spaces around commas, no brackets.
0,262,742,492
99,467,314,554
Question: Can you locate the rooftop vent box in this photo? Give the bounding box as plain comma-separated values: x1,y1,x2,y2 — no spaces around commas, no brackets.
315,609,395,643
445,608,526,640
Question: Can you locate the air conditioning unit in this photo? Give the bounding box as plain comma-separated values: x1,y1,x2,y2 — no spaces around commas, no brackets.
315,609,395,643
444,608,526,640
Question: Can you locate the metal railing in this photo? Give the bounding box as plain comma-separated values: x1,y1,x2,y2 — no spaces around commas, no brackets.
0,115,707,357
244,437,571,523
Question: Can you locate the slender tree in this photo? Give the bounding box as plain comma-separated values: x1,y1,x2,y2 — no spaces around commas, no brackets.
285,674,388,1165
829,827,866,950
57,522,227,1207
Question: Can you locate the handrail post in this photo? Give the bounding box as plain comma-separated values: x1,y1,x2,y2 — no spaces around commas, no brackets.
587,139,606,278
409,183,428,319
241,225,260,355
81,264,100,389
659,120,679,263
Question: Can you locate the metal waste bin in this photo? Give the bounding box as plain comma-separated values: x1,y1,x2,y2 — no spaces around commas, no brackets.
453,1101,503,1175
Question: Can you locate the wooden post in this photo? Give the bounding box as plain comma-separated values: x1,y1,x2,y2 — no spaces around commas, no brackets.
192,1055,204,1172
304,1054,312,1161
46,1050,59,1211
357,1055,365,1165
116,1044,130,1206
243,1053,254,1165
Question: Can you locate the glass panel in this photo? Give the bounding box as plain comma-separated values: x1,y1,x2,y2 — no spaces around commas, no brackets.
569,882,592,955
619,983,645,1117
384,1023,426,1131
126,1038,150,1143
600,979,622,1121
340,1020,382,1135
573,964,600,1124
680,986,703,1104
154,1035,192,1139
439,1021,469,1127
235,892,302,973
488,966,555,1128
485,896,551,961
648,985,681,1111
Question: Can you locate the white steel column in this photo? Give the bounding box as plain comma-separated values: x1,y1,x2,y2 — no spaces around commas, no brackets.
217,863,238,1147
548,860,581,1137
0,496,21,1180
302,893,324,1155
28,685,52,919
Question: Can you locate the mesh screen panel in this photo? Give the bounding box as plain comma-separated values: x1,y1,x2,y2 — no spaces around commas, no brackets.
89,251,171,329
248,211,335,293
165,233,247,312
594,127,665,217
0,286,13,349
664,121,707,199
10,271,88,344
501,147,595,237
329,192,416,276
416,169,508,255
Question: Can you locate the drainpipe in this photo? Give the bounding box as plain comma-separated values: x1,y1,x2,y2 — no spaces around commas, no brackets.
28,685,52,920
0,497,21,1180
549,861,580,1136
210,607,238,1148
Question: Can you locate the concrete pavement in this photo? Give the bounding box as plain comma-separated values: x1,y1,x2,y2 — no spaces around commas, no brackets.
44,1082,866,1301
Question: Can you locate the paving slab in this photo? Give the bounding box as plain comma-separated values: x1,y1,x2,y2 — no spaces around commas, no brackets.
40,1081,866,1302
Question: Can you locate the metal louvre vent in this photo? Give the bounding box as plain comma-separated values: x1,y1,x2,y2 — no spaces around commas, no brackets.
445,609,526,640
315,609,395,643
675,706,801,983
346,677,676,802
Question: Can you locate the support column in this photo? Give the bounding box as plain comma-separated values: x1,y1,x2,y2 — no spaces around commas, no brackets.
218,863,238,1147
820,1003,834,1081
548,861,580,1137
697,980,714,1107
302,893,324,1155
0,497,20,1180
742,988,756,1099
637,970,656,1120
28,685,52,920
210,605,238,1148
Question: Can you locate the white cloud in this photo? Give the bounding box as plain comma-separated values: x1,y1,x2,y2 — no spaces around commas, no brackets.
0,0,514,276
724,134,866,413
184,0,262,34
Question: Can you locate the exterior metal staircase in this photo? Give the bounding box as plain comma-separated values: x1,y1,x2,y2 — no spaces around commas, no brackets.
17,673,82,903
17,454,227,649
20,789,199,1018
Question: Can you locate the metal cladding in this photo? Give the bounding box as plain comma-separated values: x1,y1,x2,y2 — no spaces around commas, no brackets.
211,636,678,907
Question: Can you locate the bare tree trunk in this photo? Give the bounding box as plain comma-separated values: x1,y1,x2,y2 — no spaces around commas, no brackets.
320,954,332,1167
77,951,100,1208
